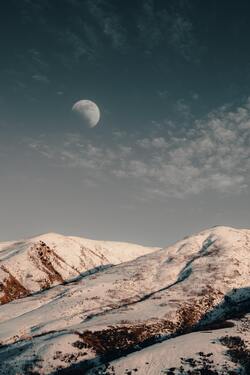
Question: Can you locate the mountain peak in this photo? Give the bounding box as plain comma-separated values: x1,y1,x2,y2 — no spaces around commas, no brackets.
0,226,250,374
0,233,157,305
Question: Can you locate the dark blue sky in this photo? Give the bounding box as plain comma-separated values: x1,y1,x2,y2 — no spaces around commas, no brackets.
0,0,250,245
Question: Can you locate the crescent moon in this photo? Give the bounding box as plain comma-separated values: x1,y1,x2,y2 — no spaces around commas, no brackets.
72,100,100,128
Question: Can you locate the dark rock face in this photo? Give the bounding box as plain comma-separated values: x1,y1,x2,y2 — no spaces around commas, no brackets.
0,265,29,304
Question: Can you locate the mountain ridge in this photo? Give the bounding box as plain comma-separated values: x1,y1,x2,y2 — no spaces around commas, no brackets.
0,226,250,374
0,232,158,305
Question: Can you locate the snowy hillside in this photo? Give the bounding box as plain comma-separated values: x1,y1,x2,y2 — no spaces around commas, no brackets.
90,316,250,374
0,226,250,374
0,232,158,304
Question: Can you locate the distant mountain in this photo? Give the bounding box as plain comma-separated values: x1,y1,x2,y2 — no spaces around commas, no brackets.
0,226,250,374
0,232,158,304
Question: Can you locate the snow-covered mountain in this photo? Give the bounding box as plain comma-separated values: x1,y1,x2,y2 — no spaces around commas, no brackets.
0,226,250,374
0,232,158,304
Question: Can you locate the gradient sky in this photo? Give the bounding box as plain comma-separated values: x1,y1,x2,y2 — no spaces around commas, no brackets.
1,0,250,246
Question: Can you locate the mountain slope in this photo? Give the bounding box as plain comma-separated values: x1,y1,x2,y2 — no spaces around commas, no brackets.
90,316,250,374
0,232,158,304
0,226,250,374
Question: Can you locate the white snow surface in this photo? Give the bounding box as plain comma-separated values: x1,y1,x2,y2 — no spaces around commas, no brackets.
0,226,250,374
0,232,158,299
89,317,249,375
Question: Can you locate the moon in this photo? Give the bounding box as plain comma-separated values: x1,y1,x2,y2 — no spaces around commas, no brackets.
72,99,100,128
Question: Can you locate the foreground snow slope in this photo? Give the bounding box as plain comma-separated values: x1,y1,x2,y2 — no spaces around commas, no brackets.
0,226,250,374
88,315,250,375
0,232,158,304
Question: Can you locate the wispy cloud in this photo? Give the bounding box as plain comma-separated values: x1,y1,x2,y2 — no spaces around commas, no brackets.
2,49,50,97
136,0,199,61
32,74,50,84
13,0,200,70
18,0,50,25
87,0,127,51
26,99,250,198
60,30,95,62
169,14,197,62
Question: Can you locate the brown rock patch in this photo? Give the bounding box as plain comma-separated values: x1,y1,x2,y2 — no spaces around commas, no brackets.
0,266,29,304
29,241,64,286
